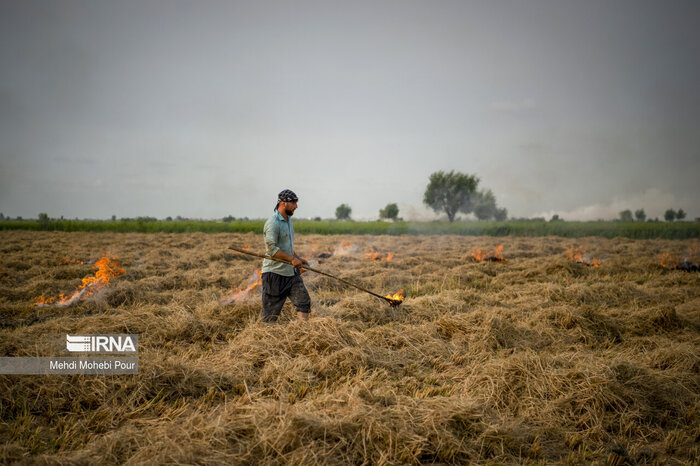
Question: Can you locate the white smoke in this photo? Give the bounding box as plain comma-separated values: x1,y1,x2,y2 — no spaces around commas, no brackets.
535,189,696,221
333,242,359,256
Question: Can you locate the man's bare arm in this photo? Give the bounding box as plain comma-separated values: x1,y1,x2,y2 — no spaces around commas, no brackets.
293,251,309,266
272,250,304,268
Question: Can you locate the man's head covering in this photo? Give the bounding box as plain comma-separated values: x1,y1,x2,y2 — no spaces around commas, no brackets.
278,189,298,203
275,189,299,210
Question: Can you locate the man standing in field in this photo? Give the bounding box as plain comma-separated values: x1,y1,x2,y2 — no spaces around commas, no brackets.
261,189,311,322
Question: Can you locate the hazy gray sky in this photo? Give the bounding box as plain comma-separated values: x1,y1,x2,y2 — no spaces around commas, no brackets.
1,0,698,221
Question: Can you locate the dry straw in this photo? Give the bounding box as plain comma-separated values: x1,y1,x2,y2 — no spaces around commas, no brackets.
0,231,698,463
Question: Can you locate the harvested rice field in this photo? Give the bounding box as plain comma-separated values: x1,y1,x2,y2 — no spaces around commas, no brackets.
1,231,699,464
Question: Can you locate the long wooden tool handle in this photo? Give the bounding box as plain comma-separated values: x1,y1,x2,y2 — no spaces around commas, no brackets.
228,246,391,302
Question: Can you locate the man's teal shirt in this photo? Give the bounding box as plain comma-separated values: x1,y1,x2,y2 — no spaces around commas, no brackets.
262,210,295,276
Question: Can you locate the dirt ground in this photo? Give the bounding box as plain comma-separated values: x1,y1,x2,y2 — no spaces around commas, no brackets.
1,231,698,464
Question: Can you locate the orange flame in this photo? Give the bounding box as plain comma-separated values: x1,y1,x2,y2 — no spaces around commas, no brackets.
220,269,262,304
471,245,507,262
567,245,601,267
658,252,679,270
33,295,61,306
659,241,699,271
385,289,405,303
471,249,487,261
364,247,394,261
493,245,505,261
33,256,125,307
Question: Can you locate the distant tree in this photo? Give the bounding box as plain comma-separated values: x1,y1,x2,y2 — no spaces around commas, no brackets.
664,209,676,222
423,170,480,222
16,216,22,221
550,214,561,222
335,204,352,220
473,190,498,220
165,216,173,221
634,209,646,222
0,213,4,221
313,217,322,222
111,215,117,221
676,209,686,221
222,215,235,223
379,203,399,221
619,209,634,222
494,208,508,222
38,213,50,229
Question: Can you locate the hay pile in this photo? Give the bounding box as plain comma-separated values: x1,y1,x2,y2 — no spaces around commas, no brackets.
1,231,698,463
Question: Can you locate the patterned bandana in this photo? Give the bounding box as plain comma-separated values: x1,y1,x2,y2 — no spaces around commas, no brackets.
275,189,299,211
277,189,298,203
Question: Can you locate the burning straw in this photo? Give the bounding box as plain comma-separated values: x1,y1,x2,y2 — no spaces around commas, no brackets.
220,269,262,305
33,256,125,307
471,245,507,262
659,241,699,271
364,246,394,261
567,245,602,267
3,232,700,464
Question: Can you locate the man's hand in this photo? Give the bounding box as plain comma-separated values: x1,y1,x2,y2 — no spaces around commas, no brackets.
292,257,304,269
292,253,309,270
272,250,307,269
